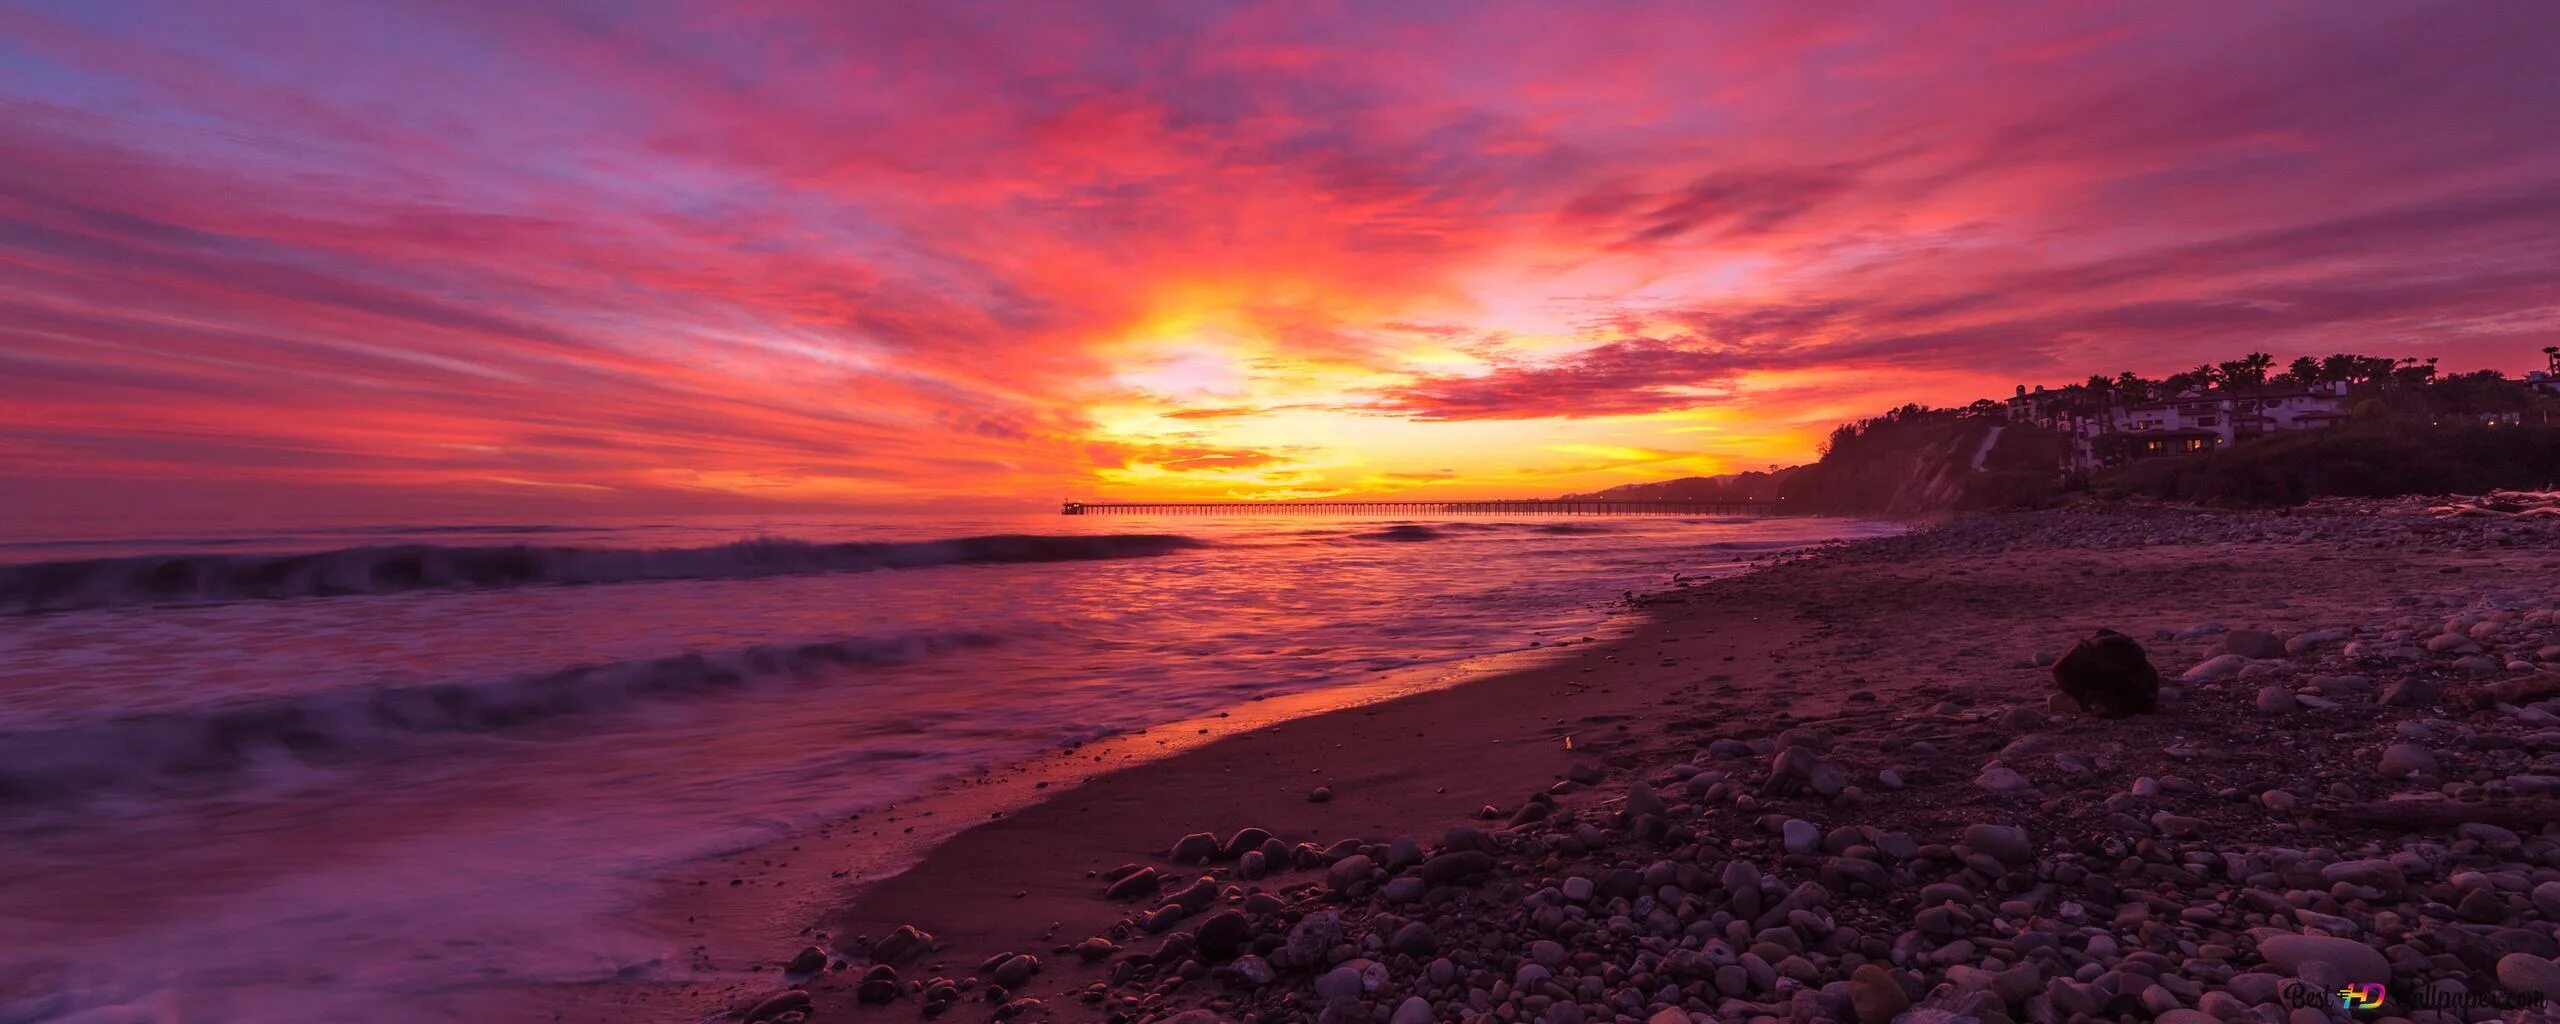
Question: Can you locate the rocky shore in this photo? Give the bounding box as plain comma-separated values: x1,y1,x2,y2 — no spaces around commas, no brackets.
748,500,2560,1024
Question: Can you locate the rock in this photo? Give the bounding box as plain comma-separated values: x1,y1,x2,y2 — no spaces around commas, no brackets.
1307,785,1333,803
2426,632,2477,653
990,954,1038,989
2255,686,2298,713
2320,859,2405,892
1284,912,1339,966
2052,629,2162,717
856,965,898,1004
1220,827,1272,858
2182,654,2251,683
1389,921,1436,956
2377,743,2439,779
784,946,826,974
2226,629,2288,659
1104,868,1160,901
872,924,933,964
1314,959,1383,1003
1326,854,1374,893
748,989,815,1020
1194,910,1249,960
2496,953,2560,999
1229,954,1276,987
1962,824,2032,864
1781,818,1818,854
1390,996,1434,1024
1626,780,1667,817
1384,835,1423,869
1647,1009,1689,1024
1168,832,1218,864
2381,677,2438,706
2257,933,2391,982
1850,963,1908,1024
1976,764,2031,792
2533,881,2560,919
1420,850,1493,886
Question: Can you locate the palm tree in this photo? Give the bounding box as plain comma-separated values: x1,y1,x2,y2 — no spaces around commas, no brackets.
2543,345,2557,373
2240,351,2275,387
2288,355,2319,380
2114,371,2152,403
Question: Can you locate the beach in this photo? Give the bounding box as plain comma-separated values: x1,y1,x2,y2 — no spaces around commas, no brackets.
652,500,2560,1024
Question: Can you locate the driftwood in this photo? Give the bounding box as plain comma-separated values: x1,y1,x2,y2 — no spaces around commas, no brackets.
2326,798,2560,830
2467,672,2560,710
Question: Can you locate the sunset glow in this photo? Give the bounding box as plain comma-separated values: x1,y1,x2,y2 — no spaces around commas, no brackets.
4,1,2556,523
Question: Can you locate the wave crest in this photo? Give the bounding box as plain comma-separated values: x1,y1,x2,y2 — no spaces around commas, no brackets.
0,631,999,807
0,533,1202,614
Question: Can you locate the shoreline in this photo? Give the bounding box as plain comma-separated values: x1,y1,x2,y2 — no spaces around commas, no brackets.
566,500,2560,1024
507,535,1860,1024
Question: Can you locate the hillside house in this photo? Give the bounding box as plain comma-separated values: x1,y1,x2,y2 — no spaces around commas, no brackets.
2006,382,2353,475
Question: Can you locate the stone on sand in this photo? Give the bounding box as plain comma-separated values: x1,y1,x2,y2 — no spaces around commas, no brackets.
2256,933,2390,981
2224,629,2287,659
2051,628,2160,717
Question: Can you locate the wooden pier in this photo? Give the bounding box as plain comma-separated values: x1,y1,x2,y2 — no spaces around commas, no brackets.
1061,499,1771,516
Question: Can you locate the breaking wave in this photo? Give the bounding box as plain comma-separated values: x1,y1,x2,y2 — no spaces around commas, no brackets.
0,631,1000,806
0,533,1203,614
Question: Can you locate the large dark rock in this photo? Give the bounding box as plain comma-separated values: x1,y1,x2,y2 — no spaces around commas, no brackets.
2050,629,2159,718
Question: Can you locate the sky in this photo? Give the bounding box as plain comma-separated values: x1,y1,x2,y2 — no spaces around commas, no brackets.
2,0,2556,525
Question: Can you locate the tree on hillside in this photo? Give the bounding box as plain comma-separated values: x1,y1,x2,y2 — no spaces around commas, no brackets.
2219,352,2275,388
2543,345,2557,373
2114,371,2156,403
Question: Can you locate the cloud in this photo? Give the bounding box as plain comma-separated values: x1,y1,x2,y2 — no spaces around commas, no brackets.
1,0,2556,513
1369,339,1746,421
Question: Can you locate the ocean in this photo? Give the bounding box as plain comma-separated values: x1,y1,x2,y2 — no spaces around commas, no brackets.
0,511,1895,1023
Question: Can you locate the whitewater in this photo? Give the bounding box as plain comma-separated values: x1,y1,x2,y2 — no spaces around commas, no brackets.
0,511,1893,1023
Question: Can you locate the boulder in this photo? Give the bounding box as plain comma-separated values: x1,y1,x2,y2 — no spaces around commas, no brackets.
2051,629,2160,717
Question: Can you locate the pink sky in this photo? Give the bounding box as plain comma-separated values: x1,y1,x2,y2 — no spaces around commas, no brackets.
2,1,2555,525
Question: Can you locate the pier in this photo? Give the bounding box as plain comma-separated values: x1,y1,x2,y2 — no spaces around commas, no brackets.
1061,499,1772,516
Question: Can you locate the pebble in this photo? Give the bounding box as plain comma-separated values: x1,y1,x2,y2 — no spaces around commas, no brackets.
2182,654,2250,682
1976,764,2030,791
1837,962,1902,1022
2376,743,2438,778
1961,823,2031,864
2257,933,2391,981
2225,629,2287,659
2496,953,2560,999
1326,854,1374,893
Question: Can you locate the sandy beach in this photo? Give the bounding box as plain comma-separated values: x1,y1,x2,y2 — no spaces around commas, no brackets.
564,500,2560,1024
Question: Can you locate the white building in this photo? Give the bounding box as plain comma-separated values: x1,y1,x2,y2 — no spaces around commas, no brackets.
2008,382,2353,475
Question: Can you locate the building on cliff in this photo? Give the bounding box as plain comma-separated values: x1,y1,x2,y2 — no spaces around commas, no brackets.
2006,381,2353,475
